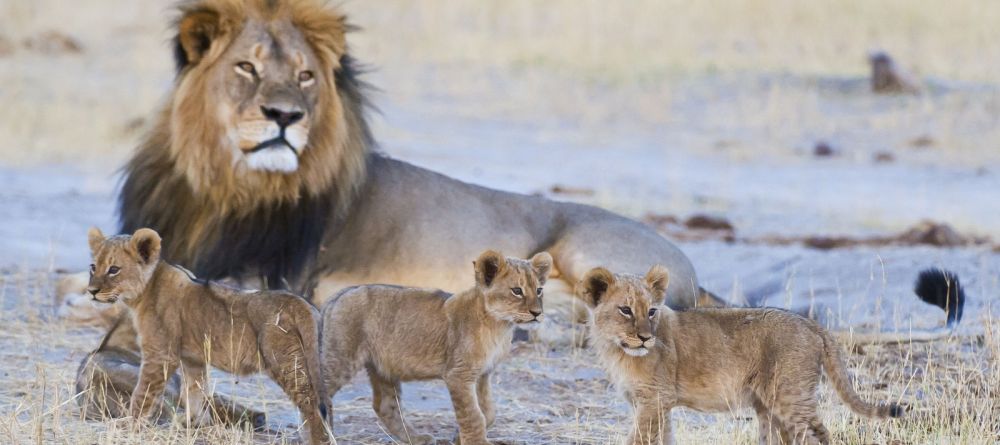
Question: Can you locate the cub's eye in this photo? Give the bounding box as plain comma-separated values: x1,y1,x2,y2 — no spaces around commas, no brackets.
618,306,633,317
511,287,523,297
235,62,257,76
89,264,96,274
298,70,314,84
108,266,121,275
648,308,658,318
536,287,543,296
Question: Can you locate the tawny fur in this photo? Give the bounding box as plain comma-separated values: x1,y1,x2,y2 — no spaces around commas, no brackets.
320,250,552,445
576,267,904,445
86,227,330,445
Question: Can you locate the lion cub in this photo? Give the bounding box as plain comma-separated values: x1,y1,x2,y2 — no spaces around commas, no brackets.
320,250,552,445
576,266,903,445
86,228,330,445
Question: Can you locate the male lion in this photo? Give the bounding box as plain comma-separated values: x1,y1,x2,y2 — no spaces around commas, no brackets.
320,250,551,445
575,266,903,445
77,0,721,422
86,227,330,444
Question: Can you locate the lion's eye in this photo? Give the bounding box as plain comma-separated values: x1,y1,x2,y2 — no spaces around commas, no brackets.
648,308,657,318
89,264,96,275
619,306,633,317
298,70,314,84
236,62,257,76
536,287,543,296
108,266,120,276
511,287,523,297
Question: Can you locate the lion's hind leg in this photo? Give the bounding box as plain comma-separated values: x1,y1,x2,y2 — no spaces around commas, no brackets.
368,368,434,445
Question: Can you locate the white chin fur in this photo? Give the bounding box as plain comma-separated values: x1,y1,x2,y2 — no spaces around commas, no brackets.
622,347,649,357
246,148,299,172
518,320,542,330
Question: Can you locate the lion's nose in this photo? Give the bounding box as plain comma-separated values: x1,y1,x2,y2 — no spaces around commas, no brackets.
638,333,652,342
87,287,100,297
260,105,304,128
529,309,542,318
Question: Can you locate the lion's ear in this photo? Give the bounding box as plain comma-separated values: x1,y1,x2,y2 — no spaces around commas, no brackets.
87,227,105,255
577,267,614,308
130,228,162,265
530,252,553,284
175,9,222,70
645,265,670,300
474,250,506,288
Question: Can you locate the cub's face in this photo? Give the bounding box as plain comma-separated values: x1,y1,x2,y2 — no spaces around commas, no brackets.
576,266,670,357
474,250,552,327
86,228,162,305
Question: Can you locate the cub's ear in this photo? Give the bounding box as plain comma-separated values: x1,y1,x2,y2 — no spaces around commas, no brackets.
645,265,670,300
175,7,222,70
530,252,553,284
87,227,105,255
130,228,162,265
577,267,614,308
474,250,506,288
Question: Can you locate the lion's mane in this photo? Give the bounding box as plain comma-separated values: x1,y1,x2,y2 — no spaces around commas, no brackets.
118,0,373,291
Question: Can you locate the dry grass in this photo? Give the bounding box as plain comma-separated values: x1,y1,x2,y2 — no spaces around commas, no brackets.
1,269,998,444
2,0,1000,166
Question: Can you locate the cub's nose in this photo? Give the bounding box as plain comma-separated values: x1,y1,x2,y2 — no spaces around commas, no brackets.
529,309,543,318
637,333,652,342
260,105,304,128
87,287,100,297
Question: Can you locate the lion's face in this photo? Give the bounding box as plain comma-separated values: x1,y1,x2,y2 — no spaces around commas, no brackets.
86,228,162,305
474,251,552,326
576,266,670,357
214,21,321,173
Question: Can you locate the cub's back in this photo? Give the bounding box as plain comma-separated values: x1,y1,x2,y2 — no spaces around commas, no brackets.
321,285,452,376
673,308,823,365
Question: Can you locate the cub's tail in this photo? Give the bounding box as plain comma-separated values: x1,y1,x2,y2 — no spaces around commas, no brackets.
295,304,329,418
818,327,905,418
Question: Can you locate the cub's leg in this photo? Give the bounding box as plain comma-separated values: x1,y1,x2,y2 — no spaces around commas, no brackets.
766,395,824,445
259,327,330,445
130,354,178,421
179,362,211,427
752,395,791,445
367,368,434,444
628,401,673,445
476,373,496,428
444,369,490,445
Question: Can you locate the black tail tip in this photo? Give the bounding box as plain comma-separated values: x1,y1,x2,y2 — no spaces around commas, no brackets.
914,268,965,328
888,404,906,418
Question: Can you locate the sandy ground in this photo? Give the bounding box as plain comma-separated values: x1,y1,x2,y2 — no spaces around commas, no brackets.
2,0,999,443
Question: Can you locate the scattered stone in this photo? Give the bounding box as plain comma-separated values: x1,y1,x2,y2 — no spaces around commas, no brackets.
896,220,977,247
549,184,595,197
684,214,734,232
873,151,895,163
22,31,83,54
802,236,854,250
642,213,679,227
909,135,936,148
869,51,921,94
813,141,836,158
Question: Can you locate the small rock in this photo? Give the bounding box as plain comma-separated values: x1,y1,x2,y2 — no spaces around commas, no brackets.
873,151,895,163
813,141,836,158
23,31,83,54
803,236,854,250
549,184,595,197
684,214,734,232
897,221,969,247
909,135,936,148
869,51,921,94
642,213,679,227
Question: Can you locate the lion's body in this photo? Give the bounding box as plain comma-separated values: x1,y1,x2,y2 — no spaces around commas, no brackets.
576,268,903,445
319,251,551,445
86,228,330,444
